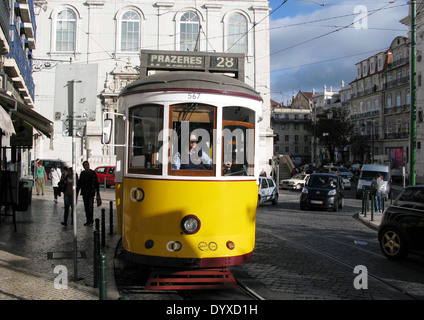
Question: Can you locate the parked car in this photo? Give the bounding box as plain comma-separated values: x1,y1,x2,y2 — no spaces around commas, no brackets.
337,167,354,180
258,177,278,206
31,159,68,179
300,173,344,211
341,175,351,190
378,185,424,260
95,166,116,187
280,173,309,190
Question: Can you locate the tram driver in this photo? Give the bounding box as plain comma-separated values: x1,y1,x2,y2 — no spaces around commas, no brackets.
172,134,212,170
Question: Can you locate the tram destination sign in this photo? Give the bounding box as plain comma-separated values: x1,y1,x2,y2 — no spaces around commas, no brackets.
140,50,244,79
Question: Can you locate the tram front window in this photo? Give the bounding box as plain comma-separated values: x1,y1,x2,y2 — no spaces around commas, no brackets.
222,106,255,176
170,104,215,176
129,105,163,174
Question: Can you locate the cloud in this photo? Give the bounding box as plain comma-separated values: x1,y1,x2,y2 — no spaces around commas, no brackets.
269,1,409,103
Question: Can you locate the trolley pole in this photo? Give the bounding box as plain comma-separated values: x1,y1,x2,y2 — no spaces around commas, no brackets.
68,80,82,281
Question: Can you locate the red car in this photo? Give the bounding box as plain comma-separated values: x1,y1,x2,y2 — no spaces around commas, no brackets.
95,166,116,187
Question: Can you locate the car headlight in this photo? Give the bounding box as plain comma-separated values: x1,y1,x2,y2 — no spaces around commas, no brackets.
302,187,308,194
181,215,201,234
328,189,336,196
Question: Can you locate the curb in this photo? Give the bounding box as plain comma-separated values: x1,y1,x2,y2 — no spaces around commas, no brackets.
352,212,379,231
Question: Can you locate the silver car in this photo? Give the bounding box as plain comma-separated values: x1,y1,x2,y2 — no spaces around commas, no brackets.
280,173,309,190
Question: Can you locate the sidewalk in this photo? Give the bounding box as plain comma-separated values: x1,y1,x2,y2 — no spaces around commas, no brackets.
355,183,405,230
0,183,119,300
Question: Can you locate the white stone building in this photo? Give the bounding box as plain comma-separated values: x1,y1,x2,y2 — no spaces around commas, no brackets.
32,0,273,173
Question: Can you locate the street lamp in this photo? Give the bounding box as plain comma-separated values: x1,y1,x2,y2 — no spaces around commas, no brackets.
361,120,374,163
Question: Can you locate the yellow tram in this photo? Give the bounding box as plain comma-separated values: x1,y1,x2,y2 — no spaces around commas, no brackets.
105,70,262,285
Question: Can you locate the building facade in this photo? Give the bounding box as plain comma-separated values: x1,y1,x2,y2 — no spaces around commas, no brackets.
1,0,52,178
349,36,412,169
271,91,312,166
32,0,273,173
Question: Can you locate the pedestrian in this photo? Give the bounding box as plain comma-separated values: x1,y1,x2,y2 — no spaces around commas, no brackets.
77,161,100,227
375,174,384,213
61,167,78,227
35,160,47,196
50,164,62,203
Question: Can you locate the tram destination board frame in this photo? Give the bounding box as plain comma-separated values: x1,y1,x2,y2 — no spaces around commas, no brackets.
140,50,244,80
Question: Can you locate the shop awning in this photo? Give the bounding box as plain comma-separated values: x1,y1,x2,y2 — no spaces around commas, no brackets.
0,92,53,138
0,105,16,135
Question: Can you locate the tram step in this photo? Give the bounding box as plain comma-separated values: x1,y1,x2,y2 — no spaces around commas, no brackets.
144,267,238,290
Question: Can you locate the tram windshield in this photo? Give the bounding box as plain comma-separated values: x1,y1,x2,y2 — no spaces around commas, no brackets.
128,105,163,174
170,104,215,176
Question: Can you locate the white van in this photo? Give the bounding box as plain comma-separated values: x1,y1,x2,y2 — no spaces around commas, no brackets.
356,164,391,200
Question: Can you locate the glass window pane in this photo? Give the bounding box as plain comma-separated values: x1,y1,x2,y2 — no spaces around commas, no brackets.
129,105,164,174
56,9,76,52
180,12,199,51
228,14,247,54
121,10,140,52
170,104,215,176
222,107,255,176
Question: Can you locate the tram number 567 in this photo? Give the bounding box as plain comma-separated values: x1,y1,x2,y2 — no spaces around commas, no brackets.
188,93,200,99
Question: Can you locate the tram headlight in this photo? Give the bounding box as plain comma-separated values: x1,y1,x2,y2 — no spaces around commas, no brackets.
181,215,201,234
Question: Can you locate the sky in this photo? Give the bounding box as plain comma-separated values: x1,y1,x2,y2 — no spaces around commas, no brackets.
267,0,410,104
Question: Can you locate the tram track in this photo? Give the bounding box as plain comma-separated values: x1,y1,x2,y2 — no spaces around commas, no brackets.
114,243,267,300
257,227,420,300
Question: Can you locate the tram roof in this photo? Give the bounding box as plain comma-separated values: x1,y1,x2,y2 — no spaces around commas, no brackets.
119,71,263,101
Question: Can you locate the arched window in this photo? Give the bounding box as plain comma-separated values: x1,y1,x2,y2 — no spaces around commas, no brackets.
56,9,76,51
179,12,199,51
121,10,140,52
228,13,247,54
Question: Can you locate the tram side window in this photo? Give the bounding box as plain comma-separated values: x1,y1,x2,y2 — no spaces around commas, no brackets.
170,104,216,176
222,106,255,176
129,105,163,174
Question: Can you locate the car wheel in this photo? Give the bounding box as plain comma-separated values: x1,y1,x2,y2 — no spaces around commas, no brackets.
272,192,278,205
300,203,305,210
339,197,344,209
379,227,408,260
257,195,261,207
296,184,301,190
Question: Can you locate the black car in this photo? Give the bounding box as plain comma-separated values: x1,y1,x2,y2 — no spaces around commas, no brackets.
378,185,424,260
300,173,344,211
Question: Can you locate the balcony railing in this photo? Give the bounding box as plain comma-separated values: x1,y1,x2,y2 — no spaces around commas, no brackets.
349,110,380,121
5,24,34,99
384,132,409,140
384,104,410,115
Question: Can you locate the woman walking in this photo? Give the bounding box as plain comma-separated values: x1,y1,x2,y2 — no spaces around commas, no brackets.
61,167,78,227
50,164,62,203
35,160,47,195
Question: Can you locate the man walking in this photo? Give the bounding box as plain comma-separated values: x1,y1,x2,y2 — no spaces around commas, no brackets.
77,161,100,226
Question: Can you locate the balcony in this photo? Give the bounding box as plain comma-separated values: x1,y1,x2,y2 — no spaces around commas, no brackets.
349,110,380,121
4,24,34,103
387,58,408,70
384,104,410,115
384,132,409,140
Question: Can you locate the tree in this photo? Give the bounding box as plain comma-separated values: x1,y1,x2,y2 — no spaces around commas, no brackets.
315,106,353,163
